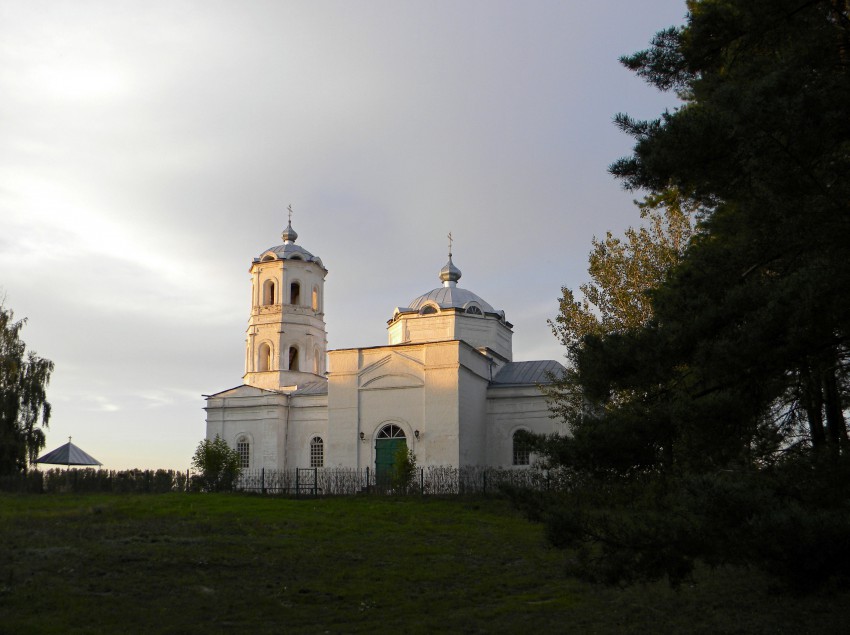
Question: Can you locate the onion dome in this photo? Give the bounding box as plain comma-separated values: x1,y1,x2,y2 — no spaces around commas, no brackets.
405,251,498,315
281,220,298,244
439,254,462,286
253,215,325,269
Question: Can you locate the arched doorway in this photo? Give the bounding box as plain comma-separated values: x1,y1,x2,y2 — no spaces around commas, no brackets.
375,424,406,487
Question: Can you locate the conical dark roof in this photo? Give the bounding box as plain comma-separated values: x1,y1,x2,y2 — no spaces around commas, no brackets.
36,440,102,466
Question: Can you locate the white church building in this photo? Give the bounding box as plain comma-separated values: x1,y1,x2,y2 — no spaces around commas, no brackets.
204,218,565,480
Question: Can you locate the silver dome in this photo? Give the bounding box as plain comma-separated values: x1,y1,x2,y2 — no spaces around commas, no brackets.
254,222,325,268
281,221,298,243
439,254,462,284
407,253,500,314
408,286,496,314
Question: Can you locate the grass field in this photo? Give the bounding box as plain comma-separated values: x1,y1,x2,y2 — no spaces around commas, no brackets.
0,493,847,634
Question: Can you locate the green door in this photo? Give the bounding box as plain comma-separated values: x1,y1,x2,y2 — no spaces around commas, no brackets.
375,424,407,489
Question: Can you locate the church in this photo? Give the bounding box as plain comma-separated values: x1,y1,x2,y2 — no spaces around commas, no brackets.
204,216,565,480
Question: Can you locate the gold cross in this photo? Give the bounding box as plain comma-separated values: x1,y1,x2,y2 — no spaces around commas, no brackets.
288,204,293,224
447,231,453,256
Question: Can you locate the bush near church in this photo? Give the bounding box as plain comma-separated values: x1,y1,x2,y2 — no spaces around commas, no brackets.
391,446,418,494
191,435,241,492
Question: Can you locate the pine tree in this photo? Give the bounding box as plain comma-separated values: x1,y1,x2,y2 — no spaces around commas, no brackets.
527,1,850,589
581,0,850,465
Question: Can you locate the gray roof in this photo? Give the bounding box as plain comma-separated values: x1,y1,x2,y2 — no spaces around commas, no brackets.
407,254,500,315
253,222,325,267
491,360,566,386
292,381,329,396
256,242,325,268
408,286,497,314
36,441,102,466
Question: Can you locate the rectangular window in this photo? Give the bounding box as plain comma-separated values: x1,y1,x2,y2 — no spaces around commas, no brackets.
310,437,324,468
237,441,250,469
513,435,530,466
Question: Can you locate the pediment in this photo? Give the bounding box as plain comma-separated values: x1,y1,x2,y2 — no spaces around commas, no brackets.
358,348,425,388
360,373,424,390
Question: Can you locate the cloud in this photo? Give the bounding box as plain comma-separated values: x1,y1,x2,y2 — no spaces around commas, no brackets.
0,0,686,469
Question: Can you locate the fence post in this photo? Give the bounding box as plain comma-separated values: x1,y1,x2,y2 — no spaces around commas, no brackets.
420,467,424,496
313,467,318,497
483,470,487,496
365,467,370,495
261,467,266,495
295,469,300,498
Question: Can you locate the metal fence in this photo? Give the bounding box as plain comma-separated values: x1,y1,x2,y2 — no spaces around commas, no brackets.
235,465,556,496
0,466,560,497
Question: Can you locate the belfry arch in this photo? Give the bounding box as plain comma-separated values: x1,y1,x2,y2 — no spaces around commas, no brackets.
262,279,276,305
257,342,272,372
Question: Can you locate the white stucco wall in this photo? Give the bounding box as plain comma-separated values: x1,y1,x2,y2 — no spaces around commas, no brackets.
204,387,288,469
485,385,554,466
286,393,329,468
388,311,513,362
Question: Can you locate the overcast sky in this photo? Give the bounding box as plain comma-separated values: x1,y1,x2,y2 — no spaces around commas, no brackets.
1,1,686,470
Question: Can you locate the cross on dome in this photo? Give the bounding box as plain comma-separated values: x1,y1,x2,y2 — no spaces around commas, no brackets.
440,231,462,286
282,204,298,243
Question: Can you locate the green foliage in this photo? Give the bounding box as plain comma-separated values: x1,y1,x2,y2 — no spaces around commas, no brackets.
600,0,850,462
0,304,53,475
191,435,241,492
0,468,188,494
544,188,695,427
391,444,417,493
533,0,850,591
553,0,850,472
526,456,850,591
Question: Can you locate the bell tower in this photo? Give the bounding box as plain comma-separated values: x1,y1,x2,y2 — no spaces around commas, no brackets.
244,207,328,390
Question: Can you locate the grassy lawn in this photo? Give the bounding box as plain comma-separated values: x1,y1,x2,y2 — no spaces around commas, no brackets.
0,493,847,634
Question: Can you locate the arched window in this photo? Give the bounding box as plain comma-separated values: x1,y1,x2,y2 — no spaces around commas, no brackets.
258,343,272,372
512,431,530,466
420,305,438,315
310,436,324,468
312,285,319,311
290,282,301,305
377,424,406,439
263,279,276,305
288,346,299,371
236,435,250,469
465,305,483,315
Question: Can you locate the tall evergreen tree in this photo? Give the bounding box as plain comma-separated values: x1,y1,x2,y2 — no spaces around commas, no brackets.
520,1,850,588
0,304,54,475
575,0,850,467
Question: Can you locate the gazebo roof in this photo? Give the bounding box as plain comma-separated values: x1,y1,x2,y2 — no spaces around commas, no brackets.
36,440,102,466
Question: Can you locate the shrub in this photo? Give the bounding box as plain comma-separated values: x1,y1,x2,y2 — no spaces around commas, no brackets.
191,435,241,492
391,446,417,494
